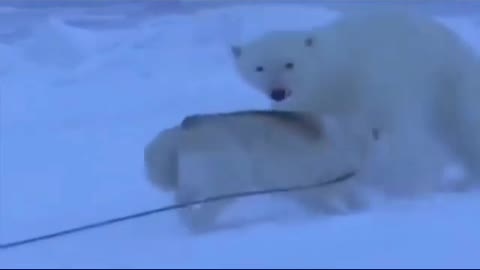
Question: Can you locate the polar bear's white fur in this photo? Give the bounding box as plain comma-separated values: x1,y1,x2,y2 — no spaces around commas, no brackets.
231,11,480,196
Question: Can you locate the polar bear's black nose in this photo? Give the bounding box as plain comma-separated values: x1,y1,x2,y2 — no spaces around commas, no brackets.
270,88,287,101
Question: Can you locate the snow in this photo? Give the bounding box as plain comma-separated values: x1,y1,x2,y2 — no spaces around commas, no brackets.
1,1,479,268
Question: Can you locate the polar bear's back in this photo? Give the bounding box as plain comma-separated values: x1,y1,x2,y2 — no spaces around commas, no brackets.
305,11,477,120
317,11,473,75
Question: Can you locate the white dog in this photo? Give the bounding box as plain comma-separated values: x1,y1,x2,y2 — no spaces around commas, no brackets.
144,110,374,232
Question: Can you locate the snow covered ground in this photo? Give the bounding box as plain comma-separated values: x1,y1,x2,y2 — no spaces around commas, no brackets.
1,1,479,268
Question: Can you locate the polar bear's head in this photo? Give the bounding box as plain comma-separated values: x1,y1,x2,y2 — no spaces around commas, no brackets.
230,30,315,103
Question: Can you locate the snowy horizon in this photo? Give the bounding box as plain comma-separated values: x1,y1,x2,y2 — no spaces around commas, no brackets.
1,1,479,268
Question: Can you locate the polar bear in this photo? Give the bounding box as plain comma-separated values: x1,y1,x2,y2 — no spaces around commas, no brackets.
144,110,373,232
230,11,480,196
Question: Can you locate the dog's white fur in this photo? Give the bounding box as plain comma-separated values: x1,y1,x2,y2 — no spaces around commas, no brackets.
144,111,374,231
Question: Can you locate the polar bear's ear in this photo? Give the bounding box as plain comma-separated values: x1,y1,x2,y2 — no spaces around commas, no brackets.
304,37,314,47
231,46,242,58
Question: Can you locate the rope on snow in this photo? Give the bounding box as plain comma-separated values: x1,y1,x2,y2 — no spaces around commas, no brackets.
0,171,355,250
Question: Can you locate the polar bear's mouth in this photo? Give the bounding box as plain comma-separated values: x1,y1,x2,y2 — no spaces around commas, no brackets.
269,88,291,102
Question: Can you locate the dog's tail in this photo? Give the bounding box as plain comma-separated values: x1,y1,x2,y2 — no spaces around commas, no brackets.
144,127,180,191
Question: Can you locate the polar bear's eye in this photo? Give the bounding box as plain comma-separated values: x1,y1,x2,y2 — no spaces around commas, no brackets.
255,66,264,72
285,62,294,69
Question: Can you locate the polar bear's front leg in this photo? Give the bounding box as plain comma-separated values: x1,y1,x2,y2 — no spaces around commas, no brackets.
435,71,480,192
372,115,447,198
